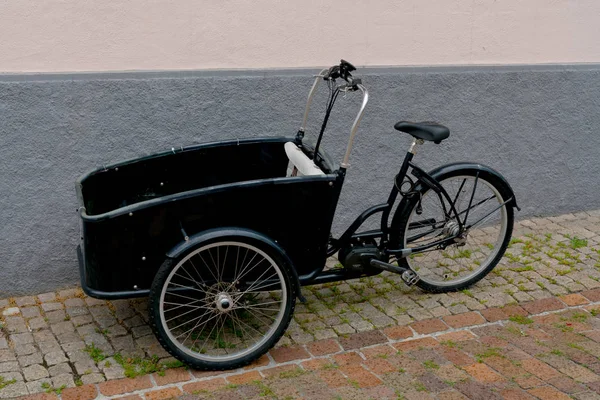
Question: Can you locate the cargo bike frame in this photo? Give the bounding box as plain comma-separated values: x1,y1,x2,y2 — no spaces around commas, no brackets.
76,60,518,370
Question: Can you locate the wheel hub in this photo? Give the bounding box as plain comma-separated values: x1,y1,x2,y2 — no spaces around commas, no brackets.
442,221,468,246
442,221,461,237
215,293,234,313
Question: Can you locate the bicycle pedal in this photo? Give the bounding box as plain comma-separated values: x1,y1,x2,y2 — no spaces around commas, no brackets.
401,270,420,286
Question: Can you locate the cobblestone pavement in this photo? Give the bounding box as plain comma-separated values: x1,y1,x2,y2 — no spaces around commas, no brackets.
1,211,600,399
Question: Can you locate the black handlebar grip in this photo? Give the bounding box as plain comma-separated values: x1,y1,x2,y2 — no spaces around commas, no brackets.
323,60,356,82
324,65,341,80
340,59,356,72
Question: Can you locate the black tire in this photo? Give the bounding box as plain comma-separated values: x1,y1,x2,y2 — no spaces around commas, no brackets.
149,230,296,370
392,168,514,293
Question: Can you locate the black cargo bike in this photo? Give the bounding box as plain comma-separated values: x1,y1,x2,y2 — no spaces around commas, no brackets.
76,60,519,370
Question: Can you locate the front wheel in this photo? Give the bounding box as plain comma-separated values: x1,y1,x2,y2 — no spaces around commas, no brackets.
149,231,296,370
393,168,514,293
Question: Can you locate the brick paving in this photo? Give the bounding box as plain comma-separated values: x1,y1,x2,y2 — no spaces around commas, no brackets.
1,211,600,399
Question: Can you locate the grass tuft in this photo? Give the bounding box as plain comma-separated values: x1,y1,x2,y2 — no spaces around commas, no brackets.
83,343,106,363
0,377,17,390
509,315,533,325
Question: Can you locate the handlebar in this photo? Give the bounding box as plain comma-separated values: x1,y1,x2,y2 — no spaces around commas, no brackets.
299,60,368,169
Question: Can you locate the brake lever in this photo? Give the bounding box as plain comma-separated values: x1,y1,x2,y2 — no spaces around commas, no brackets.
338,78,362,93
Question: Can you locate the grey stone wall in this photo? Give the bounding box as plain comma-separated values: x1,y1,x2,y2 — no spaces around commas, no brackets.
1,64,600,296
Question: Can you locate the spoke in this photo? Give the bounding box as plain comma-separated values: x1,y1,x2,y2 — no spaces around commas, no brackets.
236,270,278,298
196,314,221,353
165,303,214,323
229,310,247,340
170,308,214,334
466,199,508,230
220,314,232,354
242,307,274,328
455,196,495,219
408,218,439,230
165,290,208,304
407,226,445,244
175,310,221,340
222,246,229,284
214,312,226,353
233,257,270,288
223,249,260,294
208,247,219,282
164,301,211,313
167,280,208,295
235,299,283,309
462,172,479,225
230,311,263,338
452,178,467,207
163,299,205,311
233,281,282,298
237,305,281,313
217,246,221,281
229,313,257,344
242,307,278,320
237,247,250,281
180,310,210,346
197,252,220,283
231,252,261,285
176,266,204,290
234,246,241,281
229,311,248,345
187,258,208,287
183,309,217,348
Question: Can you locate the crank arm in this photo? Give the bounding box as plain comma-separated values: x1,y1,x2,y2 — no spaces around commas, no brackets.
369,260,420,286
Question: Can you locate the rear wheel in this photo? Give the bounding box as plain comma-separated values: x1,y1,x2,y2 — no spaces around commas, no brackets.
149,232,296,370
393,169,514,292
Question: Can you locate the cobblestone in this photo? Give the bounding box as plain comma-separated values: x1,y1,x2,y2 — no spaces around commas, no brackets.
0,381,28,398
22,364,49,381
0,361,19,373
44,351,68,366
5,317,27,334
28,317,48,331
0,350,16,363
10,333,33,345
47,363,72,377
18,353,43,367
80,372,105,384
14,296,36,307
37,292,57,303
20,307,41,319
14,344,37,357
40,302,63,312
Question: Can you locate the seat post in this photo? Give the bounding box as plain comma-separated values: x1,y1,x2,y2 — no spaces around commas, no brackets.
408,138,424,155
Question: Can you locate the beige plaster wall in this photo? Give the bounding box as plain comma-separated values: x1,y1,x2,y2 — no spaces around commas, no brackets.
1,0,599,73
